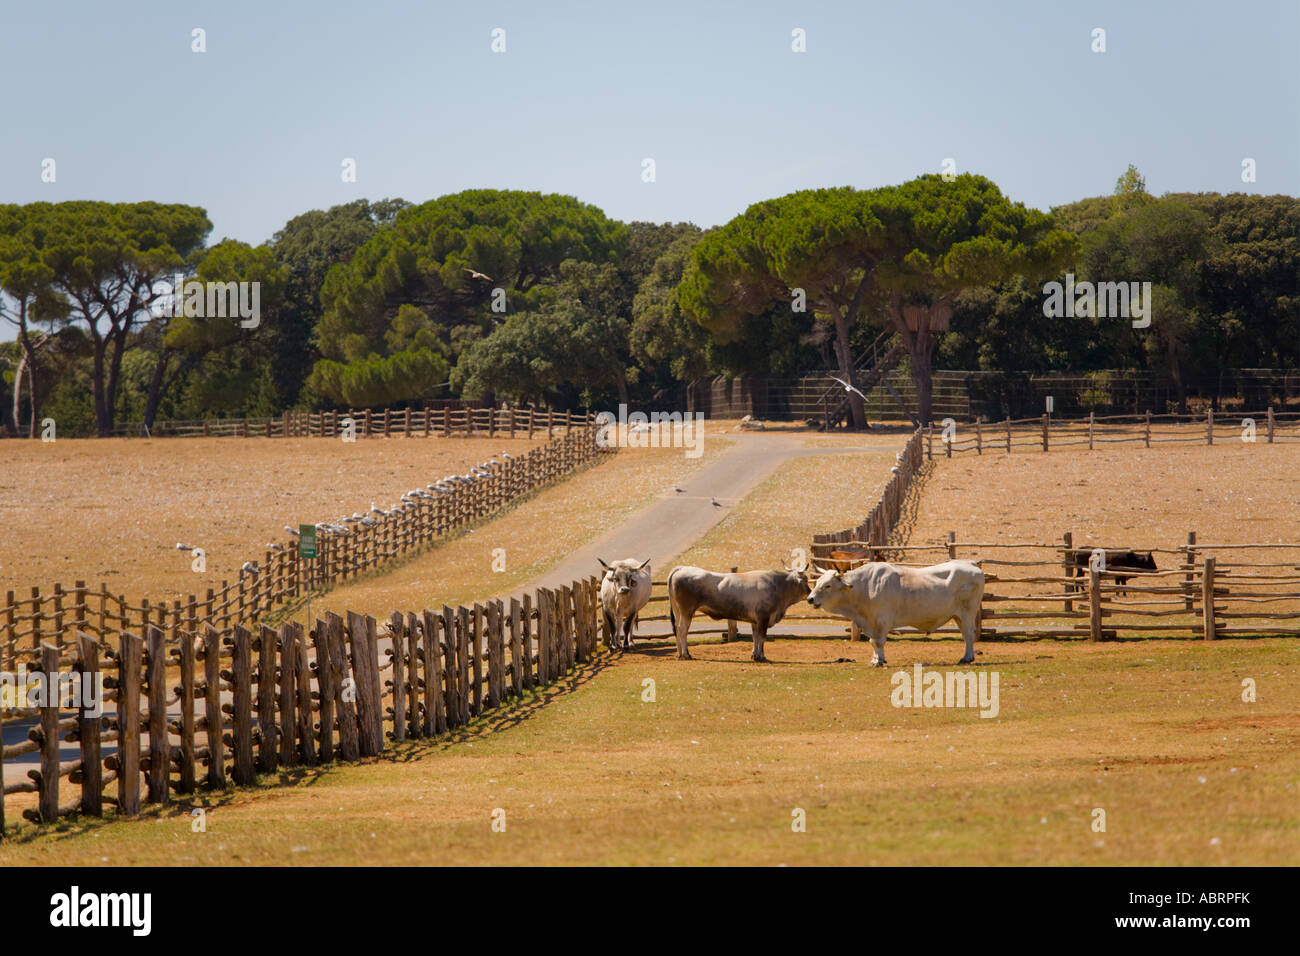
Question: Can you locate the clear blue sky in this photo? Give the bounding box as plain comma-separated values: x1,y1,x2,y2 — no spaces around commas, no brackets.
1,0,1296,245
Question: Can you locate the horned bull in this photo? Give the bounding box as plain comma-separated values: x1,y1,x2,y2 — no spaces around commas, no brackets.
667,566,810,662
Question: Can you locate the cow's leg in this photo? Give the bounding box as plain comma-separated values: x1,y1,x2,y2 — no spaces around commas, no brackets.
751,621,768,663
958,609,977,665
868,632,887,667
674,606,694,660
622,616,634,650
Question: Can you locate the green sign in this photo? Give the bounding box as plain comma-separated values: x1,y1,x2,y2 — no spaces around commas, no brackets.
299,524,317,559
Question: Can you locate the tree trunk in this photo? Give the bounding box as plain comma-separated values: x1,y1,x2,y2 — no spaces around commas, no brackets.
891,296,937,428
143,349,170,429
25,356,39,438
832,314,865,429
12,350,27,437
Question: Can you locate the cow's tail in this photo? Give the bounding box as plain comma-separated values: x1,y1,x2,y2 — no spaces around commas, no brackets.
666,567,680,636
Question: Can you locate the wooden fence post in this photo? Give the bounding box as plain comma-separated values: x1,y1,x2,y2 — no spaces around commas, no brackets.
118,630,143,812
1207,407,1214,445
441,606,458,727
314,618,335,762
1202,556,1217,640
257,624,278,773
975,418,982,455
76,632,102,816
422,609,446,734
486,602,502,708
278,623,297,765
389,611,407,743
37,642,60,822
1088,567,1103,643
202,625,225,789
457,606,471,724
471,604,484,716
1005,416,1011,454
1267,406,1275,443
1183,531,1197,613
327,613,360,761
509,598,523,698
522,593,534,689
405,611,422,738
1041,414,1049,452
230,625,256,785
346,613,381,757
1088,411,1094,450
1144,409,1151,448
1062,531,1074,613
146,626,169,804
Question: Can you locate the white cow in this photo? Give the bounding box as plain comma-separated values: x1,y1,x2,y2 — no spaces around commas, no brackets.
598,558,652,650
807,560,985,666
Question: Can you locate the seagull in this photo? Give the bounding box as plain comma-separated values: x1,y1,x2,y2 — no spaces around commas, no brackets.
465,268,492,282
241,561,258,574
673,484,685,494
175,542,193,552
284,526,300,537
830,375,868,399
711,497,722,507
268,543,284,552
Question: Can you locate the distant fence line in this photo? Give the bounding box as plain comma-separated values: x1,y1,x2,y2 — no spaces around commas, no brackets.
1,426,611,676
678,368,1300,422
930,408,1300,456
1,573,606,833
95,407,599,440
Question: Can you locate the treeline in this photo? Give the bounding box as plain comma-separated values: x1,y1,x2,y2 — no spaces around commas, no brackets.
1,168,1296,435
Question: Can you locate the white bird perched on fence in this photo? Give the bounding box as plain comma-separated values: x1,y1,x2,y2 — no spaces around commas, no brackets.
176,542,194,552
284,526,300,537
501,452,514,460
268,543,284,552
371,502,386,515
890,466,900,474
241,561,258,574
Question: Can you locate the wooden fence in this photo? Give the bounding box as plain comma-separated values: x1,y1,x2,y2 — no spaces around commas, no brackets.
0,574,605,833
1,426,610,675
811,427,926,563
931,408,1300,456
106,407,598,440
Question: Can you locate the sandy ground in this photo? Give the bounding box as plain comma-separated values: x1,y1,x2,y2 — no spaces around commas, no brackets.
0,435,547,602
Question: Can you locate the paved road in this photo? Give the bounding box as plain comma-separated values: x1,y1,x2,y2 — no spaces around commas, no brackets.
518,432,872,591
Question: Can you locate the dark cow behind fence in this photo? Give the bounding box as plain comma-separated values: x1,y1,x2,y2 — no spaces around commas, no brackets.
1066,548,1158,595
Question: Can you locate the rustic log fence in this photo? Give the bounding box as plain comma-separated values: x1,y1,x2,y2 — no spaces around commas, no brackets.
929,408,1300,456
101,407,598,440
0,426,610,675
0,575,605,834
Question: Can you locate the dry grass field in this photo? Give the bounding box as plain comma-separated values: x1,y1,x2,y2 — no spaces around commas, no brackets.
2,637,1294,866
0,435,546,602
2,428,1297,865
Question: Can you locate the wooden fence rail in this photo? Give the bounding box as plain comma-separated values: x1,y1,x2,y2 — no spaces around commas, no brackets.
0,575,605,835
931,408,1300,455
98,407,599,440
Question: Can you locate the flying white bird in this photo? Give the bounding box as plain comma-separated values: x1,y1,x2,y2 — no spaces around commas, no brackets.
465,268,492,282
830,376,868,399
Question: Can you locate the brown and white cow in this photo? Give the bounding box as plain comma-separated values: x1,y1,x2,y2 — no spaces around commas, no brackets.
807,560,985,666
667,566,810,662
598,557,652,650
